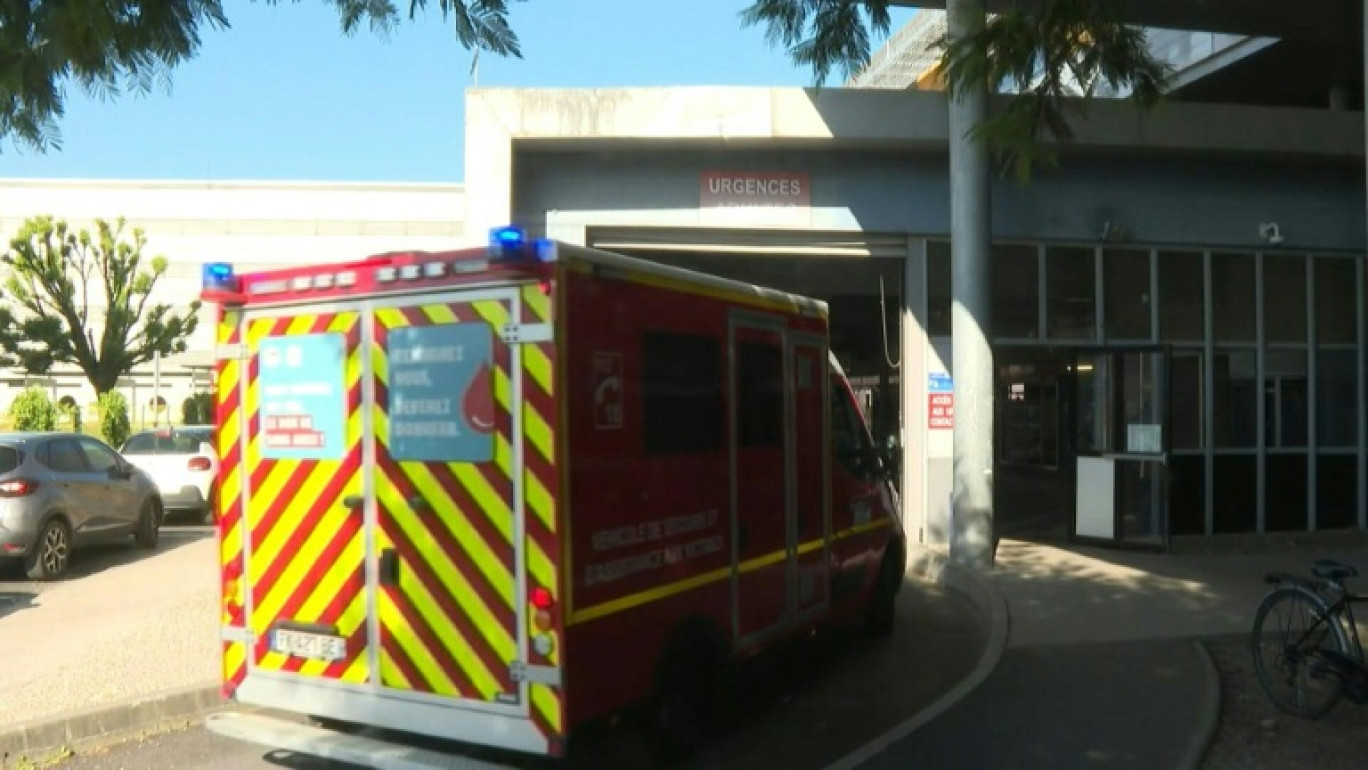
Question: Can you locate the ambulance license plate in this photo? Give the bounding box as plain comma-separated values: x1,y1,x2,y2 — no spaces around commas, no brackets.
271,628,347,662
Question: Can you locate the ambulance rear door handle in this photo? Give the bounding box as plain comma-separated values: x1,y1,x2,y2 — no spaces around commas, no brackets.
379,549,400,586
408,496,431,511
343,495,364,510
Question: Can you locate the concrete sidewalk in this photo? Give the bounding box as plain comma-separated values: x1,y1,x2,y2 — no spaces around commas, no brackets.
850,535,1368,769
0,529,222,765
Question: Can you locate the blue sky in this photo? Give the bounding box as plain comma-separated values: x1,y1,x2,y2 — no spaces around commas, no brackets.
0,1,914,183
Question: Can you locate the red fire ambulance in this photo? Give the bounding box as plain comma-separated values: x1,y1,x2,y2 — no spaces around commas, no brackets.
201,228,905,761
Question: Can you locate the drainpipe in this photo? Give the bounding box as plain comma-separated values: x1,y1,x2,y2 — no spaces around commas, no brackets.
947,0,996,569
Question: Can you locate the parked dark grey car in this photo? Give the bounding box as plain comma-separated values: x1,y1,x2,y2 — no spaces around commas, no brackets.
0,432,164,580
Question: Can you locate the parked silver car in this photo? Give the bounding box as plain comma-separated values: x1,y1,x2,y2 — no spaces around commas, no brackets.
0,432,164,580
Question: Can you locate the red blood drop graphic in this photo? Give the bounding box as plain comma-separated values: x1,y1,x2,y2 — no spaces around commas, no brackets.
463,362,496,434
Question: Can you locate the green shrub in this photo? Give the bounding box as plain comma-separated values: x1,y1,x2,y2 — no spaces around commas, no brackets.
182,392,213,425
99,391,131,448
9,387,58,431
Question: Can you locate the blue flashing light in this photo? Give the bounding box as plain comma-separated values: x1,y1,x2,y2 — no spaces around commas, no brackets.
493,226,524,244
489,225,527,260
202,262,237,291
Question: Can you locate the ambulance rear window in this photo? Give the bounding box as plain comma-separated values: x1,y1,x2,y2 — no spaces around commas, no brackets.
642,332,723,454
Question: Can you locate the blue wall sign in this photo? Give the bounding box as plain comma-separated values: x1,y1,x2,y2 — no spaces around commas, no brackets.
929,372,954,393
258,333,348,460
388,323,496,463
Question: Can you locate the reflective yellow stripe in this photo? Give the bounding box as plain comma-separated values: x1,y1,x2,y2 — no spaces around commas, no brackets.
525,345,553,396
451,464,514,544
384,485,517,658
333,590,371,683
386,464,514,603
378,647,414,690
522,284,552,323
527,539,556,602
834,518,891,541
532,684,563,732
471,299,510,329
525,470,554,534
378,595,459,696
407,563,503,698
252,483,352,631
223,641,246,683
523,403,553,466
566,528,890,627
569,565,731,626
375,307,407,331
292,527,364,634
221,514,243,575
421,304,458,325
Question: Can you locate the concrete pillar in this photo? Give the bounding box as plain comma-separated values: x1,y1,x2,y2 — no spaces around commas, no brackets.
946,0,995,569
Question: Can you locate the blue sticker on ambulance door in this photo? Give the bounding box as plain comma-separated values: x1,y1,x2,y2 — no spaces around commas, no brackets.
388,323,495,462
258,334,348,460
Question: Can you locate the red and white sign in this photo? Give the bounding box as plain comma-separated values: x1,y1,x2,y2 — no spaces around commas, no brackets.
700,171,810,209
929,393,954,430
592,352,624,430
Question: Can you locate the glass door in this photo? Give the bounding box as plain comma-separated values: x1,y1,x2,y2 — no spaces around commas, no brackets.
1072,348,1170,547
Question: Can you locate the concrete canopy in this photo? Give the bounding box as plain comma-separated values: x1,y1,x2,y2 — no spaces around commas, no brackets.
891,1,1364,110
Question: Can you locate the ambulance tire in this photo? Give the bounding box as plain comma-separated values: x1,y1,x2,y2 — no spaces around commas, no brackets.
863,544,904,637
653,621,732,759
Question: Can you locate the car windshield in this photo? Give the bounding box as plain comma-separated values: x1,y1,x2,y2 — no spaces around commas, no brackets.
122,429,213,455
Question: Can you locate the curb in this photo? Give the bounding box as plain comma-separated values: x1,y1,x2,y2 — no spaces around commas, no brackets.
825,544,1011,770
1181,639,1223,770
0,681,224,768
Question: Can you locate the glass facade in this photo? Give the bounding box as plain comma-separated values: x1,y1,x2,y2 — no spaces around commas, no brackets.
926,242,1364,537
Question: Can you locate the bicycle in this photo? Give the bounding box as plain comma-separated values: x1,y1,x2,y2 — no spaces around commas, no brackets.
1251,559,1368,718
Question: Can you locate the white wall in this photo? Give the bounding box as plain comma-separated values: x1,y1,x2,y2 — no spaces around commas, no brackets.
0,179,468,416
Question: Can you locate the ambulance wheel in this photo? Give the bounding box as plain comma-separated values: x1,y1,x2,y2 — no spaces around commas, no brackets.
653,622,731,758
864,545,904,637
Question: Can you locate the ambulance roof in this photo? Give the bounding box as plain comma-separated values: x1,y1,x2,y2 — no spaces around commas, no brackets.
547,241,829,321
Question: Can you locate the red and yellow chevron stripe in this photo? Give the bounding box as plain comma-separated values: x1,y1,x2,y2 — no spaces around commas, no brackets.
372,300,520,703
243,311,369,683
218,307,248,695
520,283,563,738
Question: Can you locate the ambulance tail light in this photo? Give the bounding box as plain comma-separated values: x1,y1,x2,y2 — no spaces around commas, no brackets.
530,586,554,611
223,557,245,620
530,586,557,655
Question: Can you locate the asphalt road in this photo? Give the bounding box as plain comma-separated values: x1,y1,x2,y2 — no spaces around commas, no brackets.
48,580,987,770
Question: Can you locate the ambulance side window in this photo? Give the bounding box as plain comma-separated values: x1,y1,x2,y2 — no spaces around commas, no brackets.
830,378,875,479
642,331,723,454
737,342,783,447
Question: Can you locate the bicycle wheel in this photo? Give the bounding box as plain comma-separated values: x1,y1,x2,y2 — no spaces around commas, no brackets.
1250,585,1352,718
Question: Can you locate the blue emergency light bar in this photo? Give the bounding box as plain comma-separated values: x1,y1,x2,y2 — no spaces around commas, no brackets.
202,262,239,292
488,225,560,264
488,225,526,259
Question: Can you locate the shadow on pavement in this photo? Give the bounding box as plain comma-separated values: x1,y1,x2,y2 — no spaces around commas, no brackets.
988,536,1368,646
0,591,34,620
263,580,987,770
0,526,213,584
